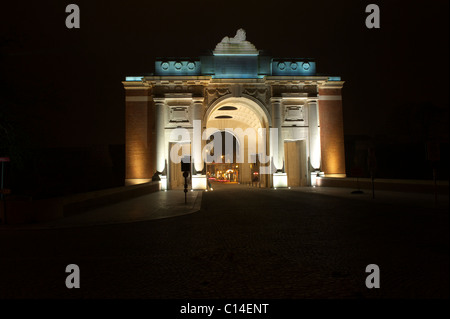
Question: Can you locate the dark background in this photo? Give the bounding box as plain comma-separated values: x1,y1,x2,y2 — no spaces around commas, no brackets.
0,0,448,198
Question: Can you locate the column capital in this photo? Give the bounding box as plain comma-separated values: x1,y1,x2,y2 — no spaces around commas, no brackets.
153,97,166,105
270,97,282,104
192,97,204,104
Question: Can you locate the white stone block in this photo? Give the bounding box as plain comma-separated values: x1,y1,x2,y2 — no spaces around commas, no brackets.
160,175,167,191
192,174,207,190
273,173,288,188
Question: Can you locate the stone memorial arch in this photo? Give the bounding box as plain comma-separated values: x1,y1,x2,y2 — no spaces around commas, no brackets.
122,29,346,190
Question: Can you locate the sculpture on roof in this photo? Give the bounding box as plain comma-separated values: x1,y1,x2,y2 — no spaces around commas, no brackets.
220,28,246,43
214,29,258,55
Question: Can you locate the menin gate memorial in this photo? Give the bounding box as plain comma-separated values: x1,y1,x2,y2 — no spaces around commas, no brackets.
122,29,346,190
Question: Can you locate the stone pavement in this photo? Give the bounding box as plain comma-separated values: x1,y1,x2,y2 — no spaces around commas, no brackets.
292,185,449,209
0,182,448,299
0,189,202,230
2,183,445,230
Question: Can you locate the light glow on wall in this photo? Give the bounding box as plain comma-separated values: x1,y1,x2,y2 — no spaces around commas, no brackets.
125,76,143,81
211,74,265,79
128,153,147,179
213,53,259,56
327,76,341,81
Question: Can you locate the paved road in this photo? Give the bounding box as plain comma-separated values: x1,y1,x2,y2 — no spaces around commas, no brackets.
0,183,448,298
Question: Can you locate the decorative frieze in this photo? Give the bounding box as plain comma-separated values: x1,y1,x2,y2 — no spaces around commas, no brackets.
242,86,270,106
169,107,189,123
284,105,304,122
205,87,232,105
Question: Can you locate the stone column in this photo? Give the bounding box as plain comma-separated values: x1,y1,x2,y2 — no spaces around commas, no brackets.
191,98,206,189
154,98,167,176
191,98,204,173
308,100,321,170
308,100,321,186
271,98,287,187
318,81,346,177
154,99,168,190
271,98,284,171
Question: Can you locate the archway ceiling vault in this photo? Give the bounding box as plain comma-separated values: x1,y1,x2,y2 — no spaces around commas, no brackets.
207,104,262,130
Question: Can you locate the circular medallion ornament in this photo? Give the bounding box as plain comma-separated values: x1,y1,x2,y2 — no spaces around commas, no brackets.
187,62,196,70
161,62,169,70
302,62,310,71
174,62,182,70
278,62,286,70
290,62,298,70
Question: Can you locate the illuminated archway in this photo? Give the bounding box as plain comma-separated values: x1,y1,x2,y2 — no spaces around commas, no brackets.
205,95,271,186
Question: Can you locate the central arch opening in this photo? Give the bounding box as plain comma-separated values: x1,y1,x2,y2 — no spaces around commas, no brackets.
206,131,240,183
205,96,271,188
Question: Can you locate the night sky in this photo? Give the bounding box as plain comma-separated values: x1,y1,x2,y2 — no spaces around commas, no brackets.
1,0,448,148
